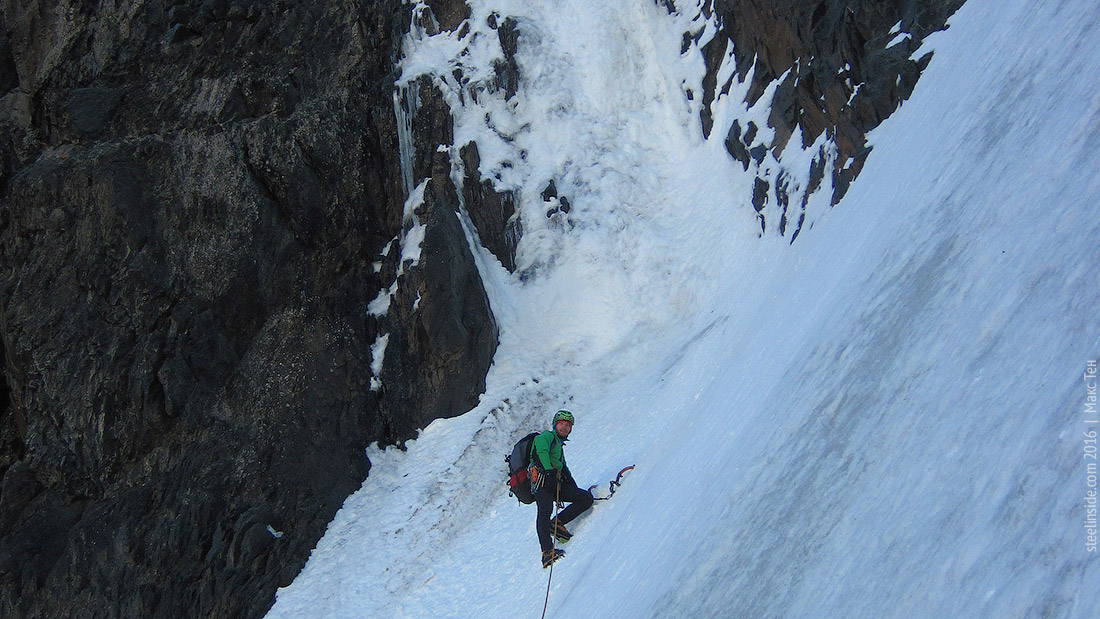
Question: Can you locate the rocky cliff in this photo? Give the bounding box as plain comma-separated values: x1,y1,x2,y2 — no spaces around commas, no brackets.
699,0,964,239
0,1,499,617
0,0,960,617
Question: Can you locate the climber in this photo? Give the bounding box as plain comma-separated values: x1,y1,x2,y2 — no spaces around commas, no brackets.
530,410,593,568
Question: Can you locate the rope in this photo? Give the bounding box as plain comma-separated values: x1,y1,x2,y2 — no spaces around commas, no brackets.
541,473,562,619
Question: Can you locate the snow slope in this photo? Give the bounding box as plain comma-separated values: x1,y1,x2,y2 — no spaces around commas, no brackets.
268,0,1100,616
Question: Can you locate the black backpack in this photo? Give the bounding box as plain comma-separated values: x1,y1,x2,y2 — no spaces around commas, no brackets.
505,432,539,504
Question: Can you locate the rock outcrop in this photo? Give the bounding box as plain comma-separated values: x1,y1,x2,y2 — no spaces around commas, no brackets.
698,0,964,238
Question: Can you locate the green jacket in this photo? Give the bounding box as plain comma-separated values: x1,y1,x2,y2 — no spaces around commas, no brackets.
531,430,565,471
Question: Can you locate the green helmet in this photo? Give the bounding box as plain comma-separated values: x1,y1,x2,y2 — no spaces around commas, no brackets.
553,410,575,425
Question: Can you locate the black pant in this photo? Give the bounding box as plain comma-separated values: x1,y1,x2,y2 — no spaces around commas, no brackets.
535,473,594,552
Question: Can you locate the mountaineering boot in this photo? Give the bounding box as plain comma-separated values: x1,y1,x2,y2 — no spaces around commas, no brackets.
551,519,572,542
542,548,565,568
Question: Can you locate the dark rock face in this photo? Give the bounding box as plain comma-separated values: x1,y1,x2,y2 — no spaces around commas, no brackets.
0,1,498,618
698,0,964,238
460,141,519,272
375,149,499,437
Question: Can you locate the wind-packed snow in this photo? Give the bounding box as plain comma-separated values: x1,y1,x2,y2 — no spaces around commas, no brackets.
268,0,1100,616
